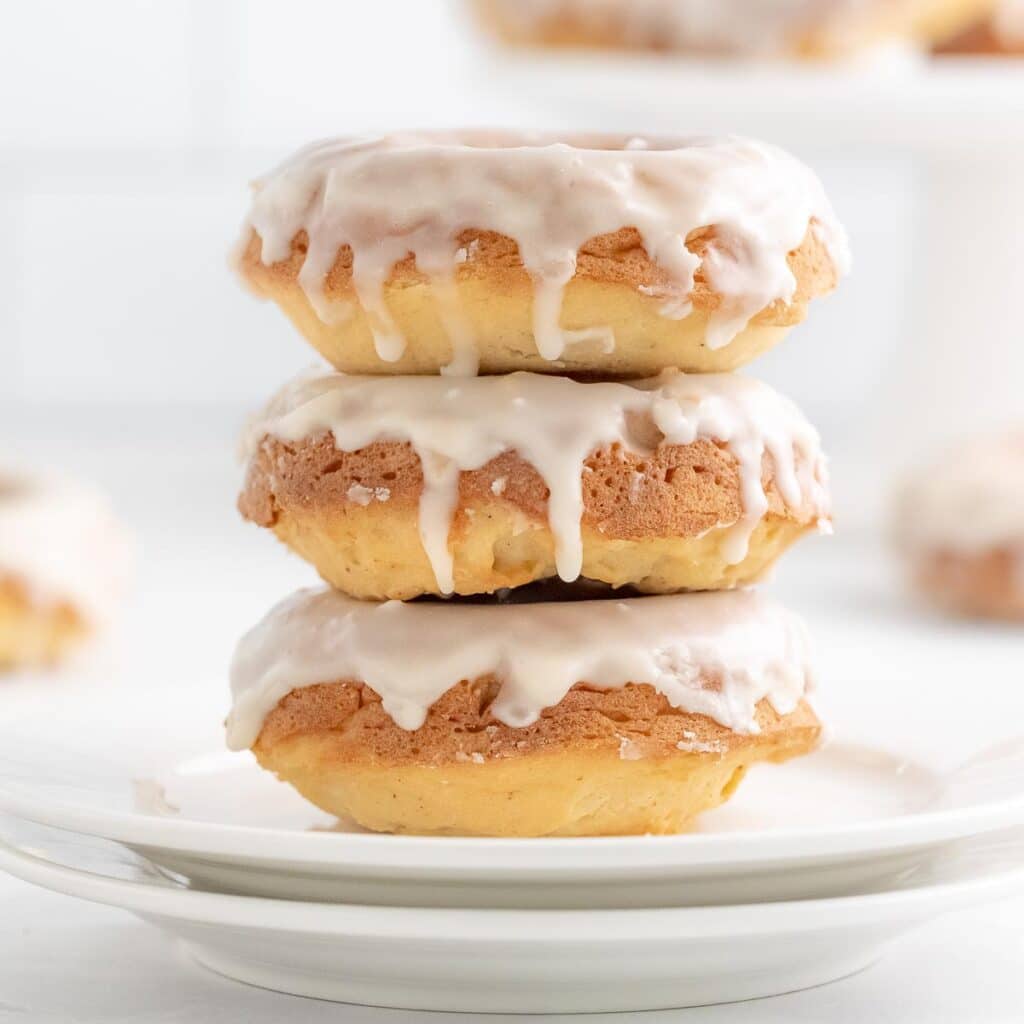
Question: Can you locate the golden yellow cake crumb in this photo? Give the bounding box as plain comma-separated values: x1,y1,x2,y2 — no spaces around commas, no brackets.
254,679,821,837
240,434,824,600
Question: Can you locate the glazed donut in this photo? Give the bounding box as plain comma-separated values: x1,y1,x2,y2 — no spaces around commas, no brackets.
934,0,1024,53
240,369,830,601
893,432,1024,621
0,470,129,668
474,0,998,59
235,132,847,377
228,586,821,836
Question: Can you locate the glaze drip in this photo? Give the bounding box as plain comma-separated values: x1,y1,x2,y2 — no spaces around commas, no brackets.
243,369,829,595
226,587,814,747
241,133,848,374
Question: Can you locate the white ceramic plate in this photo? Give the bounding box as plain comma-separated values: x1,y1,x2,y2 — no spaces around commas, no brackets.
1,728,1023,907
2,817,1023,1013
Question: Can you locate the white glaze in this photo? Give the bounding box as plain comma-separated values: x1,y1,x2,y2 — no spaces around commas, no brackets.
895,433,1024,555
241,132,848,374
346,483,390,506
0,468,130,623
485,0,890,54
226,586,813,747
244,369,830,594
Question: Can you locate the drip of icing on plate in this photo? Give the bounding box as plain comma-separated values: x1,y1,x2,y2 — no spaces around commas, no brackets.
227,586,813,746
0,468,131,622
243,368,830,595
240,132,848,374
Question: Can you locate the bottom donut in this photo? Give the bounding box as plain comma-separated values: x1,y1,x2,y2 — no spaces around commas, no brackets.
228,586,822,836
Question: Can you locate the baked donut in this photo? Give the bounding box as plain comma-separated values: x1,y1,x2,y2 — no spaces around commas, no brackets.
474,0,998,59
235,132,848,377
227,586,821,836
0,470,130,668
893,432,1024,621
240,369,830,600
934,0,1024,53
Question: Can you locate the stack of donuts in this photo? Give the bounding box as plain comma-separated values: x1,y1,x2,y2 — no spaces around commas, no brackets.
227,132,849,836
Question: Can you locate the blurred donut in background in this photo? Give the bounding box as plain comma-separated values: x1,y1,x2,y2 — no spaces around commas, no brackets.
893,432,1024,622
934,0,1024,54
0,468,132,669
471,0,998,60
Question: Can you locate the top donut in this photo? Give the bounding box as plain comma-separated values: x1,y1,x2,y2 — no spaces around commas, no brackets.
236,133,848,377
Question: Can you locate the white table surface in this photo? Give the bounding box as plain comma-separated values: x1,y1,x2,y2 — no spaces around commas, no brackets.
2,423,1023,1022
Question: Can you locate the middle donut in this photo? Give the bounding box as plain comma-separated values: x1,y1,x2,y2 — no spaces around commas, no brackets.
240,369,830,600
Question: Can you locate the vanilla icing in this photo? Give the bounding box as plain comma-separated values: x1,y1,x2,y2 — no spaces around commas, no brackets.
484,0,891,54
895,433,1024,555
0,468,130,623
240,132,848,374
244,368,829,595
226,586,813,748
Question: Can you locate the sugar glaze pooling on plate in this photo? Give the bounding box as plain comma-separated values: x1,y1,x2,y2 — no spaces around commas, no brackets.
226,587,813,746
244,368,830,594
240,132,849,374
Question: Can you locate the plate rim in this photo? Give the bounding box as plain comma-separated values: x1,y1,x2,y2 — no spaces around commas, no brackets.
2,766,1023,875
2,831,1024,940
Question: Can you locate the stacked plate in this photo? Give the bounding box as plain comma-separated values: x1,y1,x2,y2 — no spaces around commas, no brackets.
2,725,1024,1013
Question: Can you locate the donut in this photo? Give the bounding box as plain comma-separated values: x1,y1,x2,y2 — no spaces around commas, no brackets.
934,0,1024,53
0,577,88,670
227,586,821,836
235,132,848,377
0,470,130,668
474,0,998,59
893,432,1024,621
239,369,830,601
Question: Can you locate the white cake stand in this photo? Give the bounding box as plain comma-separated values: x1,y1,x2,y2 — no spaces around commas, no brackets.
475,50,1024,497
